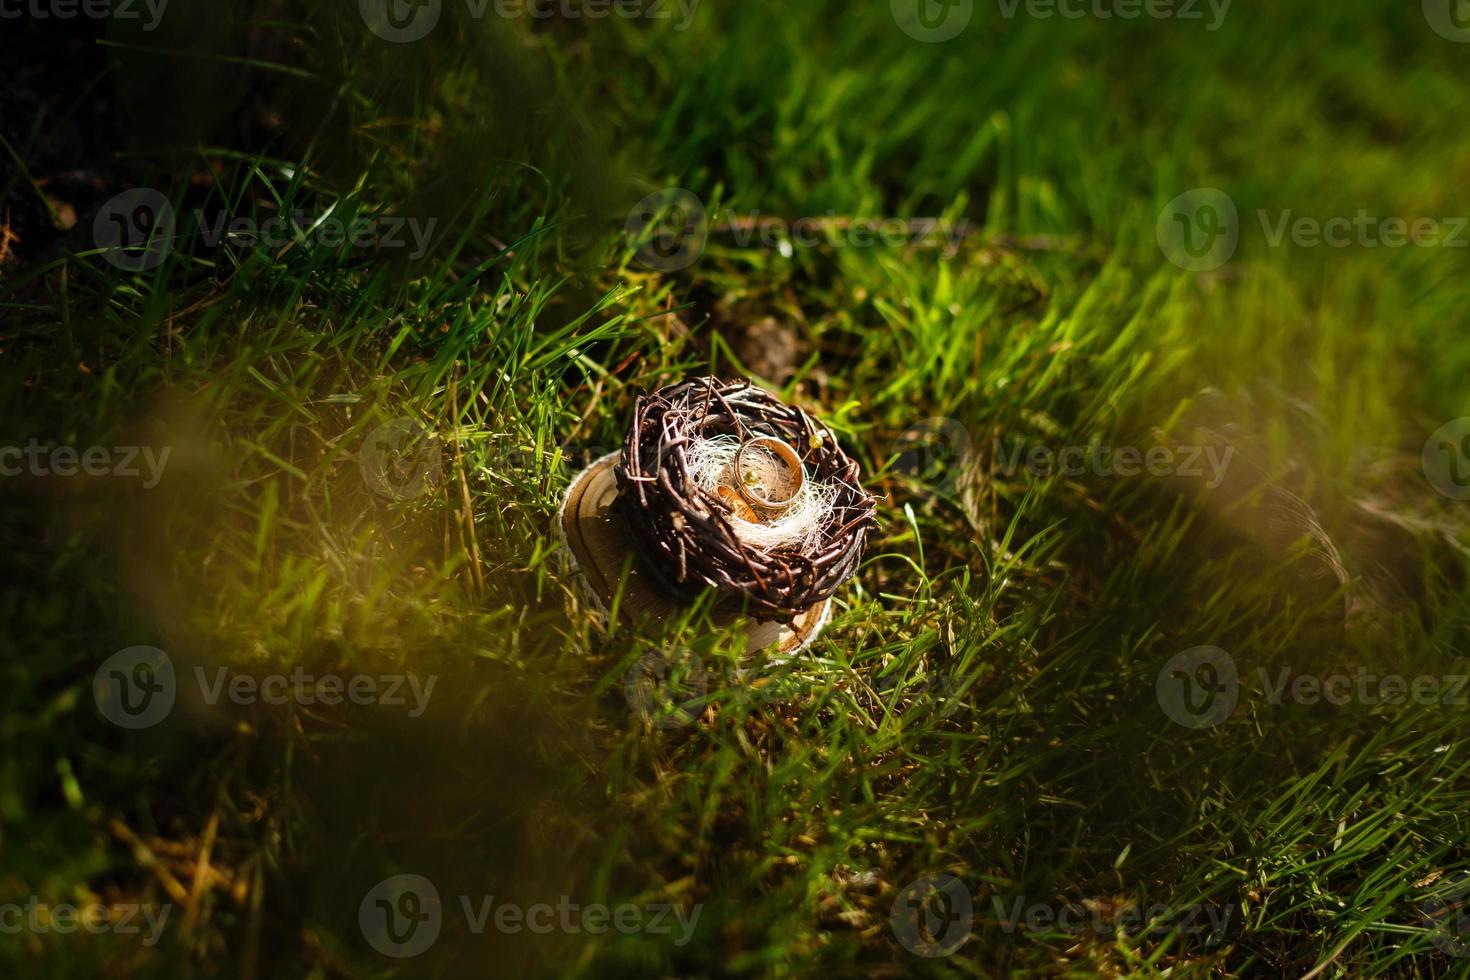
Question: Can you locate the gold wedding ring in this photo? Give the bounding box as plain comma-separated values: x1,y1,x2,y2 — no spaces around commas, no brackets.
734,436,805,510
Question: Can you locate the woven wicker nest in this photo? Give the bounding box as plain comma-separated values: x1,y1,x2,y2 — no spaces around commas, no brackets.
615,377,878,622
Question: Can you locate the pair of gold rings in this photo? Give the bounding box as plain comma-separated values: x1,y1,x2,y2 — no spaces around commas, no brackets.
733,436,805,510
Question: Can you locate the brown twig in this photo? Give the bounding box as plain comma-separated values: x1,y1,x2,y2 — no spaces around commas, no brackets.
448,374,485,596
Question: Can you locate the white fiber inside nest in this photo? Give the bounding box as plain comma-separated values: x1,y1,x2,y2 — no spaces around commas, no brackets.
683,434,837,552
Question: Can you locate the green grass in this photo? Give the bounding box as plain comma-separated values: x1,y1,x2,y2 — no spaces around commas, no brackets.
4,0,1470,976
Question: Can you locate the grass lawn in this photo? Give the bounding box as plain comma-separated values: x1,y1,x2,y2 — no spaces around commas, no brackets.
4,0,1470,975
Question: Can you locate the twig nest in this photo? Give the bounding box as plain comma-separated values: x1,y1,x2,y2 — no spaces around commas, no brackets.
615,377,878,622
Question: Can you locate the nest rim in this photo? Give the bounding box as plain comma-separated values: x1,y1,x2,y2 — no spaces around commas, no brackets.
615,376,877,622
